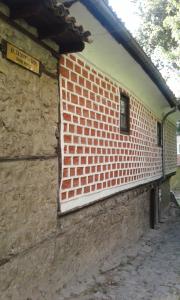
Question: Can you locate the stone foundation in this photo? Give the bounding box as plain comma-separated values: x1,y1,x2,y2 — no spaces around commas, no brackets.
0,185,152,299
159,178,171,216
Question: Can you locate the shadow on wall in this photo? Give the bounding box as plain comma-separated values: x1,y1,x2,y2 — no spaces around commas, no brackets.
170,166,180,191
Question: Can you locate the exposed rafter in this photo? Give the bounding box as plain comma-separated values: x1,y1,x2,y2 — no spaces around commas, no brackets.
3,0,92,54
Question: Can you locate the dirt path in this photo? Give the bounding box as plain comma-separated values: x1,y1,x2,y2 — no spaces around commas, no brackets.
60,214,180,300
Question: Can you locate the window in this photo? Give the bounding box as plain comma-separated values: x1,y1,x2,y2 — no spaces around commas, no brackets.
120,94,130,134
157,122,162,146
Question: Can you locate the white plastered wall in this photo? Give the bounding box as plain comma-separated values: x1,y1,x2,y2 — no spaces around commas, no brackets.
70,2,179,124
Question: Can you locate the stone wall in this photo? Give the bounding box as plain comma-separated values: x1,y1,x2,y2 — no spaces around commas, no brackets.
0,184,152,299
0,2,58,264
159,178,171,216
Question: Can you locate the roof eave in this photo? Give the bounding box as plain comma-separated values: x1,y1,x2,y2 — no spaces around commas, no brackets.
80,0,176,107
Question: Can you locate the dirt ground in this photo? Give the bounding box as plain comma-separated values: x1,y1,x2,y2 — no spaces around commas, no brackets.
59,210,180,300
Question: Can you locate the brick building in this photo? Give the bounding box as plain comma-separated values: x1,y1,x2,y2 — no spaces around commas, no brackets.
0,0,180,298
177,135,180,166
59,0,178,214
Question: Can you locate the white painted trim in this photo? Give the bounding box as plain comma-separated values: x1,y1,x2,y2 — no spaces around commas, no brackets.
60,174,161,212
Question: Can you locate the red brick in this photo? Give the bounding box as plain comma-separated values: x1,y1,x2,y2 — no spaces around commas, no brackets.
81,137,86,144
87,119,92,127
73,136,79,143
75,65,81,74
61,67,69,78
84,128,90,136
83,89,89,98
61,192,67,201
85,167,90,174
81,177,87,185
86,80,91,90
77,126,83,134
79,97,85,106
77,146,83,154
73,157,79,165
67,81,74,92
79,76,85,86
71,72,77,82
84,186,90,193
97,165,101,172
83,109,89,118
82,69,88,78
97,183,102,189
63,168,68,177
81,157,87,164
66,59,73,69
90,129,95,136
68,190,75,199
86,100,91,109
62,78,65,88
88,176,93,184
90,74,94,82
69,124,75,133
76,107,81,115
70,168,75,176
91,166,96,172
63,113,71,122
75,85,82,95
100,173,104,181
69,146,75,154
67,104,75,113
71,94,78,104
62,179,71,189
62,90,66,101
77,167,83,176
96,77,100,85
73,178,79,187
64,157,71,165
90,92,95,101
73,116,78,124
80,117,86,125
64,135,72,143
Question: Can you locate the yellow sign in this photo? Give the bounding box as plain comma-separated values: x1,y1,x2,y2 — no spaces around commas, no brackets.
3,41,41,75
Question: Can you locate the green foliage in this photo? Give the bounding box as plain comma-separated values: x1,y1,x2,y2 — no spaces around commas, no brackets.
132,0,180,75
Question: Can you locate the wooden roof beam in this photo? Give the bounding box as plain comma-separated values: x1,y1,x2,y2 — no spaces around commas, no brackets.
38,24,70,40
60,41,85,54
10,3,43,19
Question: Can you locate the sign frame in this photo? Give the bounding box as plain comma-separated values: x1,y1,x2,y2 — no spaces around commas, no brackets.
1,39,42,76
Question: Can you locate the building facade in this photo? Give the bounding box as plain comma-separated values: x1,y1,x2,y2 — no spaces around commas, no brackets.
59,0,177,214
0,0,178,298
177,135,180,166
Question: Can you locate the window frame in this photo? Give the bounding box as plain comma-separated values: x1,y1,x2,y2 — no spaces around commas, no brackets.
120,94,130,134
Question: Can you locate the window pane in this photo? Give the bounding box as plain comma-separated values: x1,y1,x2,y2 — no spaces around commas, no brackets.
120,94,129,133
121,100,126,114
121,115,127,129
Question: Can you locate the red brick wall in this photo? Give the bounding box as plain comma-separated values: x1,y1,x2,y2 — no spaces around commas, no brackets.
60,54,162,207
